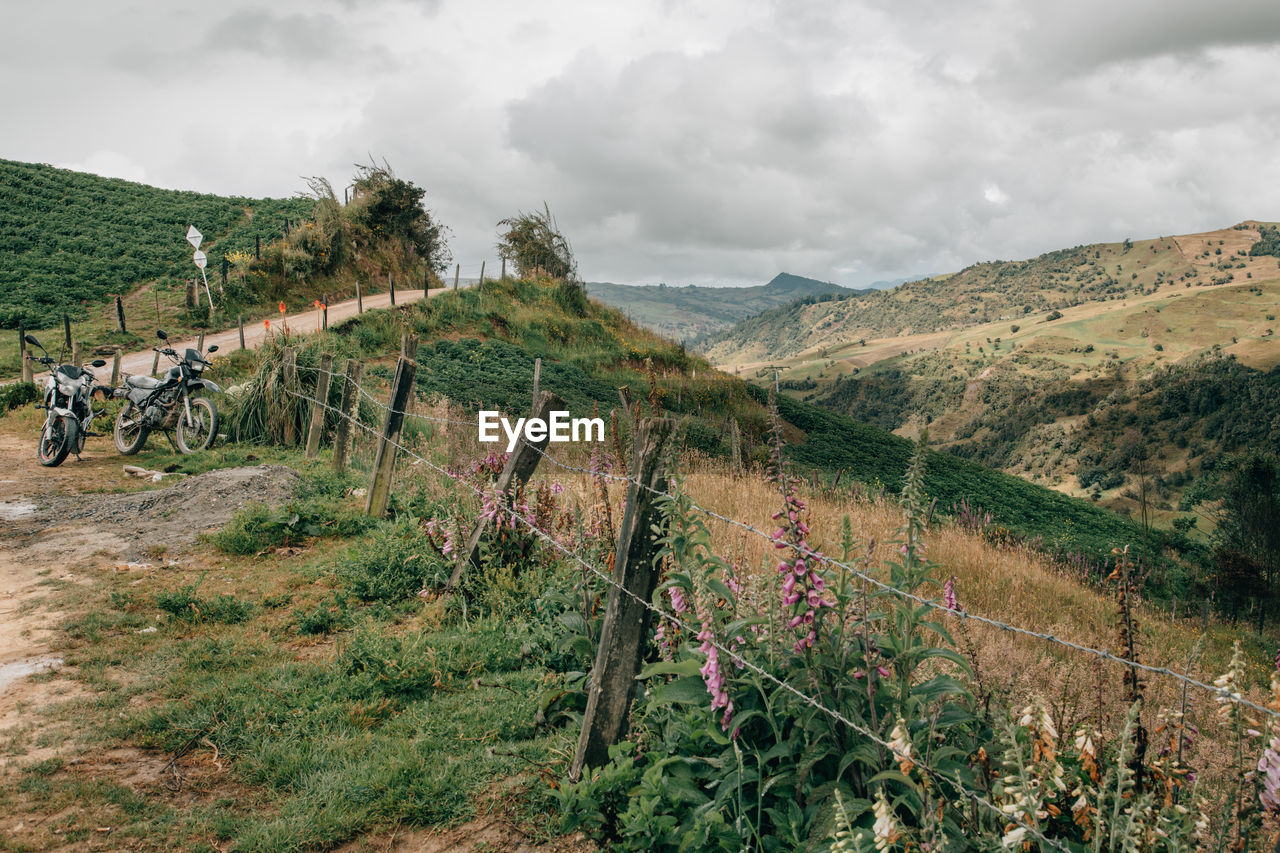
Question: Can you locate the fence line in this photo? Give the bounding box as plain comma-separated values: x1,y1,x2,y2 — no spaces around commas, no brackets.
281,381,1070,851
286,363,1280,724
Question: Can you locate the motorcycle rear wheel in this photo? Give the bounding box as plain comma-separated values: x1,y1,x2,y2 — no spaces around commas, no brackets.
175,396,218,454
114,403,150,455
38,416,76,467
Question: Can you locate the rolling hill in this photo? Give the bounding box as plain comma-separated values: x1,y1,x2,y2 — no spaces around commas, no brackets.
0,158,313,328
586,272,859,342
703,222,1280,521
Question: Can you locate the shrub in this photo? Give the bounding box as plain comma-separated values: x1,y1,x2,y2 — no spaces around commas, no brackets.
156,583,254,624
337,518,441,603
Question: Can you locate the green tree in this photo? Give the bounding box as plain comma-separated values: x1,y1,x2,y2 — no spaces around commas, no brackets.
346,162,451,275
495,203,578,282
1215,452,1280,590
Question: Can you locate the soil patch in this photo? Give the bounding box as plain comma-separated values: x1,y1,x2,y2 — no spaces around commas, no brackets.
34,465,299,561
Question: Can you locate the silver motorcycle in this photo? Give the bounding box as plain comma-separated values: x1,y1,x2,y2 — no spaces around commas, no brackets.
113,330,223,455
23,334,110,467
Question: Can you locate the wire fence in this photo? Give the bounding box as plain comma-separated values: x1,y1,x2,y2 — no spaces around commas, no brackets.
282,379,1072,850
291,361,1278,724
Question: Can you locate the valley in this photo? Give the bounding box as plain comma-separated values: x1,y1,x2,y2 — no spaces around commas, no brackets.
705,223,1280,526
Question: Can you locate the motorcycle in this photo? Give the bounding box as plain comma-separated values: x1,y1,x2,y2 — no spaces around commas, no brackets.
23,334,111,467
113,330,223,455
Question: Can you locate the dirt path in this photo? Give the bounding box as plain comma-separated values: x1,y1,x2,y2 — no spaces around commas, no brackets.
0,426,295,711
114,285,451,378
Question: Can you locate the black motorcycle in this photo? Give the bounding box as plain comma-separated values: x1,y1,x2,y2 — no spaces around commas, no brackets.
113,330,223,455
23,334,111,467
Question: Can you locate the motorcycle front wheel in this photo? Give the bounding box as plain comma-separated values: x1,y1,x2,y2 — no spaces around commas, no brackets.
38,416,77,467
114,403,150,455
175,396,218,454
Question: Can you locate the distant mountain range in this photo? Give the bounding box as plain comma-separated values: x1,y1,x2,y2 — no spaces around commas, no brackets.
586,273,874,342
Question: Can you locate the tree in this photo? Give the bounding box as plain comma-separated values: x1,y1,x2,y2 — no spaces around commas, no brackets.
1215,452,1280,591
346,162,452,276
496,203,578,282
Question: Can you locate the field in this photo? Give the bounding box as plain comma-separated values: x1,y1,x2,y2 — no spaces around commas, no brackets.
0,355,1272,848
706,224,1280,525
0,158,314,329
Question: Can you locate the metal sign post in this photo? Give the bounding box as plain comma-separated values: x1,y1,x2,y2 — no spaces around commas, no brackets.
188,226,214,313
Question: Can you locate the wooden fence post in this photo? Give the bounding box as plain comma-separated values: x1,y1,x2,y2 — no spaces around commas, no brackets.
446,390,565,593
196,331,205,353
389,272,396,306
356,280,363,314
453,264,460,290
18,323,32,384
478,260,486,286
282,347,298,446
730,417,743,478
185,281,196,310
63,313,72,350
110,349,122,386
332,359,364,474
500,258,506,281
71,342,82,368
571,418,674,780
531,357,542,411
115,296,127,334
322,296,329,330
365,353,418,517
151,350,160,377
305,352,333,460
238,315,246,350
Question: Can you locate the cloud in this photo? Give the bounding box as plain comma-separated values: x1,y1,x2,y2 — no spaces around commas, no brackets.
2,0,1279,287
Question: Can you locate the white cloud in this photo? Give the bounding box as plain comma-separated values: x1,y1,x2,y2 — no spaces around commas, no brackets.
1,0,1278,286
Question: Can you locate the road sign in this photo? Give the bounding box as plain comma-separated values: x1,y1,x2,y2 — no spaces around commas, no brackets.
193,249,207,269
187,225,203,249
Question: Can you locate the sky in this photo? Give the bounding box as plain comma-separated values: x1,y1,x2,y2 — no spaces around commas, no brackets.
2,0,1279,287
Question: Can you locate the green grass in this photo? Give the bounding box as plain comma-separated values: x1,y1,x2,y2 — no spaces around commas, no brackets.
4,469,571,851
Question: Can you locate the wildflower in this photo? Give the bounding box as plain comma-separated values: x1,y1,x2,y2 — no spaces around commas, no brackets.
829,791,859,853
695,594,733,730
871,790,900,852
943,576,960,611
888,717,914,775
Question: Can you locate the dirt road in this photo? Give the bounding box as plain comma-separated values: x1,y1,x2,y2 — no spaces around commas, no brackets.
115,285,450,378
0,425,295,730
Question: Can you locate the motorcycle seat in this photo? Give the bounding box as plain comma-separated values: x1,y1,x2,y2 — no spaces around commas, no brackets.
124,374,165,390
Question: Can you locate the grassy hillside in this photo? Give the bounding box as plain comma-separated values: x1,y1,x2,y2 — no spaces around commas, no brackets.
586,272,857,342
705,223,1280,521
264,277,1198,589
705,222,1280,364
0,158,313,328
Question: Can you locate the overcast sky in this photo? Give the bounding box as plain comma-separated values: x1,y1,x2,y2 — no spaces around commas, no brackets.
3,1,1279,287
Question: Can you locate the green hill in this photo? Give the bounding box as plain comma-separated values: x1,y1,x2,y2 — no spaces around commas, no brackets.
308,277,1199,589
0,158,312,328
702,224,1280,365
701,222,1280,520
586,272,858,342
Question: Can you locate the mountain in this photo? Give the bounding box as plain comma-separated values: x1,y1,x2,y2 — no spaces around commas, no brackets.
702,222,1280,518
0,158,314,328
586,272,859,342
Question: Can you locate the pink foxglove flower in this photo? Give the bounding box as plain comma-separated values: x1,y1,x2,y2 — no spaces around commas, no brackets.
944,576,960,611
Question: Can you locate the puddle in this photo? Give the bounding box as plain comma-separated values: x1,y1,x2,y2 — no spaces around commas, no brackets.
0,657,62,695
0,501,37,521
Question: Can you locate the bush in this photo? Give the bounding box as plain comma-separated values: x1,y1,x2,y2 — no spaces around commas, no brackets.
156,584,254,624
337,518,442,603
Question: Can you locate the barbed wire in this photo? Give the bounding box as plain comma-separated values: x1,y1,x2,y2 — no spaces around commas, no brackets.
283,374,1280,724
280,383,1071,851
